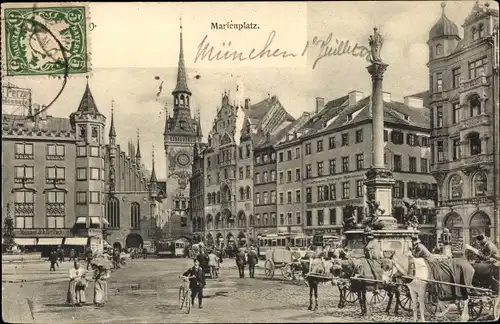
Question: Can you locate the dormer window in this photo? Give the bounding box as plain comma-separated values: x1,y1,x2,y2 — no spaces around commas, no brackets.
472,27,478,40
347,114,352,121
435,44,442,56
478,24,485,38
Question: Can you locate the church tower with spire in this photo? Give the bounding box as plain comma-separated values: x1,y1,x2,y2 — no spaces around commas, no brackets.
164,19,203,238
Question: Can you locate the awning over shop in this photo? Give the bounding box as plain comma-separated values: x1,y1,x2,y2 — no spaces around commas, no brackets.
37,238,63,245
90,217,100,225
14,238,37,246
75,217,86,224
64,237,88,245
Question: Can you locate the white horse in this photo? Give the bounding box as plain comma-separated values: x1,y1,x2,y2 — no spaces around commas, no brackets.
381,253,473,322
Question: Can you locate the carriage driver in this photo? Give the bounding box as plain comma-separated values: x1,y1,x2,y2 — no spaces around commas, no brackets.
364,234,382,259
475,233,500,262
410,235,433,259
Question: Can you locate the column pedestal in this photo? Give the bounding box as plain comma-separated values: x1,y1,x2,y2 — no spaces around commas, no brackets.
365,167,397,229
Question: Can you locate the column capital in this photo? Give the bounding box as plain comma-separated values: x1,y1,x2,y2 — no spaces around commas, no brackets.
367,63,389,80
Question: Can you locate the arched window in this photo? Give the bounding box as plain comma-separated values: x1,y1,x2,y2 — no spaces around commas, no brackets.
449,175,463,199
435,44,442,55
478,24,484,38
245,186,251,200
216,191,221,204
215,213,221,229
473,172,487,196
180,95,185,107
468,133,482,156
206,214,213,230
469,212,491,241
186,96,190,107
249,214,254,227
207,193,211,205
472,27,478,40
263,213,269,226
469,95,481,117
255,213,261,226
239,187,245,201
238,212,246,228
106,197,120,228
130,202,140,228
174,96,179,106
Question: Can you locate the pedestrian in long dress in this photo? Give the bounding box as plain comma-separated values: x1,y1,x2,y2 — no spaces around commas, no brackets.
93,265,110,306
67,262,87,306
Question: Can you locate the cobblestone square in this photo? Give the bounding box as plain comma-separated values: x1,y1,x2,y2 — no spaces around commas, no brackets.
2,259,472,323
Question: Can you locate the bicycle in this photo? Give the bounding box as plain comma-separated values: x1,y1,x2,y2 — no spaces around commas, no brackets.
178,276,195,314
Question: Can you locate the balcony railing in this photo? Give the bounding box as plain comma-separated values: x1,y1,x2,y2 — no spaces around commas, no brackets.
459,114,490,131
462,154,493,167
461,75,488,91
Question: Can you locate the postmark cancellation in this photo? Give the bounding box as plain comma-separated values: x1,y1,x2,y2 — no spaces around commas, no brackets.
1,2,91,77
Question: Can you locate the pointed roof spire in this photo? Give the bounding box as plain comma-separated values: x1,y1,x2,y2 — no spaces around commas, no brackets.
109,100,116,137
150,145,157,183
77,76,100,113
196,118,203,138
136,129,141,158
172,16,191,95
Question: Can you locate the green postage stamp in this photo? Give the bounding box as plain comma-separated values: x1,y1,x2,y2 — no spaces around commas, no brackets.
2,4,90,76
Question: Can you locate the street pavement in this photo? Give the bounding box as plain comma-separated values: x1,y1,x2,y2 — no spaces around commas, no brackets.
2,258,474,323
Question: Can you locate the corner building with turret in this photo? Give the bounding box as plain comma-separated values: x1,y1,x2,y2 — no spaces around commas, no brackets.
428,2,499,254
1,81,163,255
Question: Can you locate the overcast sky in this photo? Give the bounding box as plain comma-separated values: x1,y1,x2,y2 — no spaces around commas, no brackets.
2,1,489,179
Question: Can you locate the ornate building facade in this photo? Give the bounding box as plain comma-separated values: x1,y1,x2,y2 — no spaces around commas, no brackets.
201,94,294,247
275,91,438,247
163,24,203,240
1,82,162,254
428,2,499,253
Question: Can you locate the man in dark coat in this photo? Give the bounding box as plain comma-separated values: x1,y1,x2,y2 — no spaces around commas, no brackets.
69,248,77,262
196,248,210,276
246,246,259,278
182,259,206,308
49,250,58,272
235,248,246,278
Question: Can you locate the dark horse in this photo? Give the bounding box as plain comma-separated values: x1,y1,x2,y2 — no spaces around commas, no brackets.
333,257,402,316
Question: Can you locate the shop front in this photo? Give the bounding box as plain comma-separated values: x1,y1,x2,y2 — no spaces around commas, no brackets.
13,228,70,257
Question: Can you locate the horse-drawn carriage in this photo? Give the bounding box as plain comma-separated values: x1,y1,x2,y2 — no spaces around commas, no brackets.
264,248,303,280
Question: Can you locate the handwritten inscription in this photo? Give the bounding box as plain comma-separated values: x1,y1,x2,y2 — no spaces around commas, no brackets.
195,30,371,69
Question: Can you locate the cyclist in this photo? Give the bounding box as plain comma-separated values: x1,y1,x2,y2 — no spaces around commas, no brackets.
182,259,206,308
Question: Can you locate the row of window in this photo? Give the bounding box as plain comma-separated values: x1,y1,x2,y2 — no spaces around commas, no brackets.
433,95,483,128
393,181,437,200
431,56,487,93
434,133,483,163
14,143,104,160
105,197,144,229
206,145,253,166
274,131,429,164
14,166,106,183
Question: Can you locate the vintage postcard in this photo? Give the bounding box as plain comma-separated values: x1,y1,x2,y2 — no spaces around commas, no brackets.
2,1,500,323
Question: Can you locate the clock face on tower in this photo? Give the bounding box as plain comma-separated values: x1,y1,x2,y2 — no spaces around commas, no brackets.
176,153,191,167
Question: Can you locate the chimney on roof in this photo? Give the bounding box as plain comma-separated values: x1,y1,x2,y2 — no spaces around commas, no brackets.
244,98,251,110
33,103,40,116
382,91,391,102
348,90,363,106
39,105,47,120
404,95,424,108
315,97,325,113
